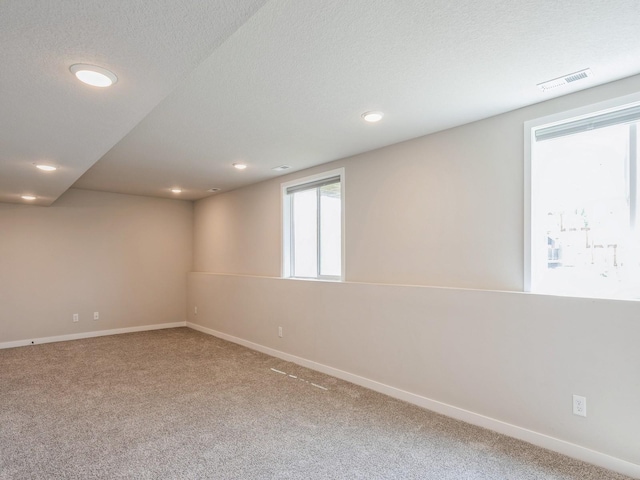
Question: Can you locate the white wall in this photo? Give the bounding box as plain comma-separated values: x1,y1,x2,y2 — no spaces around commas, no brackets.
190,74,640,474
0,188,193,343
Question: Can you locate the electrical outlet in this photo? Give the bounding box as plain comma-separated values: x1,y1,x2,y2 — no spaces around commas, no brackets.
93,312,99,320
73,313,79,323
194,306,198,315
573,395,587,417
278,326,283,338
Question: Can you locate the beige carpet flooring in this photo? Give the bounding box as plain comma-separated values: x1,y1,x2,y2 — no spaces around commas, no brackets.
0,328,632,479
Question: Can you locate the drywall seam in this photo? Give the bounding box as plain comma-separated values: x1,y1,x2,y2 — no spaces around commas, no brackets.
187,321,640,479
0,322,187,350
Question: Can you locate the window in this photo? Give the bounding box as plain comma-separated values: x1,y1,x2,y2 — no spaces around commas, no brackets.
526,94,640,300
282,168,344,280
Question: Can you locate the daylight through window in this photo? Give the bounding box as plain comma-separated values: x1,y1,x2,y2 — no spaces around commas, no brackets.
528,100,640,300
282,169,344,280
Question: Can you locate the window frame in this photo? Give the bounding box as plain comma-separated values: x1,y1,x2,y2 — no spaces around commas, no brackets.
524,91,640,296
281,168,345,282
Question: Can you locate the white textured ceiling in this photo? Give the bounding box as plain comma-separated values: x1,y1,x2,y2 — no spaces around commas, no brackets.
3,0,640,204
0,0,268,205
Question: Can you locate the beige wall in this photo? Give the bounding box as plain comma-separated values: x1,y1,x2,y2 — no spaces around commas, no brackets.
191,74,640,471
194,74,640,291
194,181,279,277
0,188,193,342
188,273,640,468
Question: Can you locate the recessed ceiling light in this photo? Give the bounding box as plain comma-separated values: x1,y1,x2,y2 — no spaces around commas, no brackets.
233,163,247,170
208,188,220,193
272,165,291,171
35,164,57,172
21,195,37,201
362,111,384,123
70,64,118,87
170,188,182,194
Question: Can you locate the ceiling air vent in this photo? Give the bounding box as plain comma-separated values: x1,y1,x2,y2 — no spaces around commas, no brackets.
272,165,291,171
537,68,593,92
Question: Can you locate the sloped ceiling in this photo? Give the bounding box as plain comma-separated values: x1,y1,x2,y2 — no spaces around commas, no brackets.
3,0,640,205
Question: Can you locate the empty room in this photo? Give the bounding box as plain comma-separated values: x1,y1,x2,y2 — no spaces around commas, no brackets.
1,1,639,479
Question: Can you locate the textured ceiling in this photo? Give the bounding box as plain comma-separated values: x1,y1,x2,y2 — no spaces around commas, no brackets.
0,0,268,205
3,0,640,204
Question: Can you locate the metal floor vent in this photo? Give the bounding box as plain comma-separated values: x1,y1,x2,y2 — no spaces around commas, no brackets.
537,68,593,92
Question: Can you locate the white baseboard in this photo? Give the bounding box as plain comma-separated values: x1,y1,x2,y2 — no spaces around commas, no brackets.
0,321,187,350
187,322,640,479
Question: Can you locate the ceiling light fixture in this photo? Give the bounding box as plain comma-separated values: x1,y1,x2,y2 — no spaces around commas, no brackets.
21,195,37,201
272,165,291,171
70,64,118,87
362,111,384,123
208,188,220,193
35,164,57,172
170,188,182,194
233,163,247,170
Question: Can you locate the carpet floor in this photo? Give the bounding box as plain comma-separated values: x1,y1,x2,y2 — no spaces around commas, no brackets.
0,327,632,479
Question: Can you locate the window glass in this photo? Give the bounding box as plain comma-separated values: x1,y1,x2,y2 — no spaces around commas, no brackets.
282,169,344,280
529,102,640,300
292,189,318,278
319,183,341,277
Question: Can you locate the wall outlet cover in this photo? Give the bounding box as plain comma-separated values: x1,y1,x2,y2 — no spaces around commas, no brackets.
573,394,587,417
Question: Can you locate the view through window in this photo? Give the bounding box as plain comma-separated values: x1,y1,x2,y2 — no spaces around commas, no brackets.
282,170,343,280
530,102,640,300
